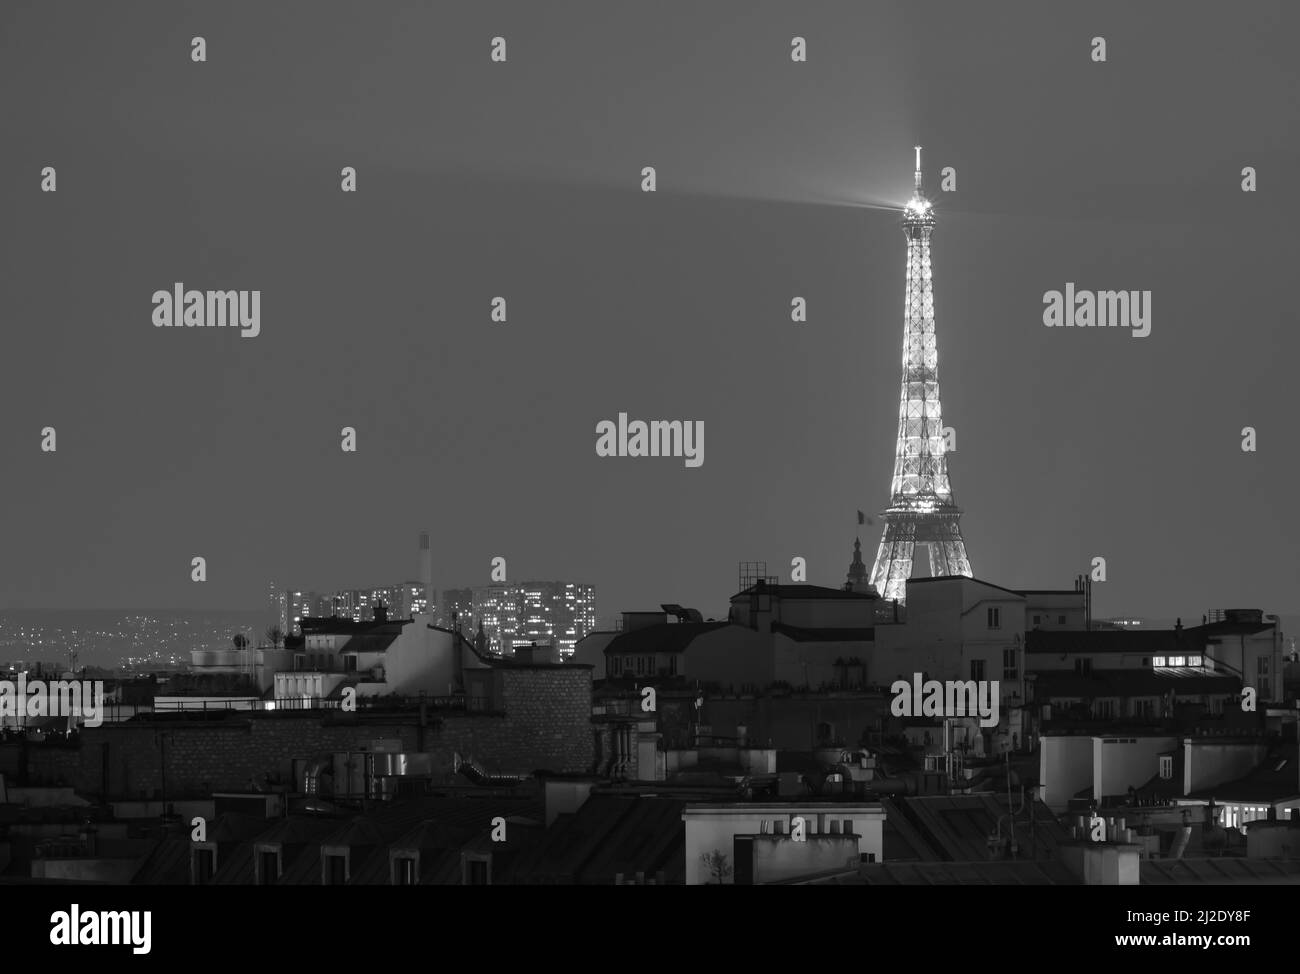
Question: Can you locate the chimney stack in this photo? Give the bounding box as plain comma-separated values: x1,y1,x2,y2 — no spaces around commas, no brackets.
419,531,433,616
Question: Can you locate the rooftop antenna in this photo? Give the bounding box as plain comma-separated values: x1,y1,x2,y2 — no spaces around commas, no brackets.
914,145,923,194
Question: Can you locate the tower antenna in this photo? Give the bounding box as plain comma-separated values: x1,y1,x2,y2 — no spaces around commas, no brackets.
914,145,923,194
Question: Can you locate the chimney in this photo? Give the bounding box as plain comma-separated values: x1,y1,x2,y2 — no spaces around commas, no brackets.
419,531,433,615
374,603,388,624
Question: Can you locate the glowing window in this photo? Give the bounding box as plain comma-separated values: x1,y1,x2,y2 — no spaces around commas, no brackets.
1152,657,1166,667
1168,656,1185,667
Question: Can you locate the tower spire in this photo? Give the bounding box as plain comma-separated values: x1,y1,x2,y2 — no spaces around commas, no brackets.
868,148,972,604
846,536,870,593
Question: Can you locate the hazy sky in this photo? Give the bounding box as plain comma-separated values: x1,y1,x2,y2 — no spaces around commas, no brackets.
2,0,1297,629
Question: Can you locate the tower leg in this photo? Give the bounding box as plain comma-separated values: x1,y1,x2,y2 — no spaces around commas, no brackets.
871,520,916,605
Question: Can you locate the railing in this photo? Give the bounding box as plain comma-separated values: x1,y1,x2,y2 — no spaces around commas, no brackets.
153,698,257,712
269,695,471,712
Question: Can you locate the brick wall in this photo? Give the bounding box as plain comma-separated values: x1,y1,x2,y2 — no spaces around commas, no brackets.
493,666,593,775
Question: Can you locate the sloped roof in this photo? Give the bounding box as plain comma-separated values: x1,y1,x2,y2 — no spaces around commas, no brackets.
576,797,685,884
791,860,1080,885
333,632,403,656
1141,857,1300,884
907,577,1028,599
210,815,340,886
508,795,685,885
416,849,464,885
879,798,939,861
770,623,873,643
1186,753,1300,803
342,801,530,885
130,837,192,885
1134,750,1185,802
389,819,478,855
603,622,732,657
884,795,1072,862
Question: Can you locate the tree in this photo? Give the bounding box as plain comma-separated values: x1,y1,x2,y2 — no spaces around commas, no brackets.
232,633,250,652
700,850,732,884
264,625,284,649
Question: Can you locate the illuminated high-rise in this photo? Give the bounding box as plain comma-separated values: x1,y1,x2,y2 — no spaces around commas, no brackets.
450,582,596,657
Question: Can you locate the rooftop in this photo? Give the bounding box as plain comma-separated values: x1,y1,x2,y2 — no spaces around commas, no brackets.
1034,668,1238,698
1140,857,1300,885
731,584,878,602
770,623,874,643
1187,752,1300,803
602,621,732,657
1026,629,1208,656
300,616,409,636
905,576,1028,599
788,856,1300,885
879,795,1071,863
788,859,1081,885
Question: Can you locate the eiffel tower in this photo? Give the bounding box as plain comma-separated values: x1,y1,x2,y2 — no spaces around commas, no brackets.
869,147,973,604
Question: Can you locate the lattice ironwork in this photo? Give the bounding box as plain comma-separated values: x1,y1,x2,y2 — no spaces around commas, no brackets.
869,148,972,604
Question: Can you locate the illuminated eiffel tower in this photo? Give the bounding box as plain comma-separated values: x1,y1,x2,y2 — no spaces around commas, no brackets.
869,147,973,604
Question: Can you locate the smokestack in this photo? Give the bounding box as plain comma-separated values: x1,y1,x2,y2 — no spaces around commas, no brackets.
419,531,433,616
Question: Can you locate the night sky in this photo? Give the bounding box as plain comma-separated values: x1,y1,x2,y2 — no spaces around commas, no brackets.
2,0,1296,629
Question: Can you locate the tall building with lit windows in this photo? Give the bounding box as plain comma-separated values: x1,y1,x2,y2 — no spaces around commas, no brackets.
281,590,329,635
438,588,475,633
280,585,427,635
443,582,596,657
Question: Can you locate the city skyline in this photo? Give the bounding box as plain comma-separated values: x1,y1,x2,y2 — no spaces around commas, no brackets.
1,0,1298,910
2,3,1296,633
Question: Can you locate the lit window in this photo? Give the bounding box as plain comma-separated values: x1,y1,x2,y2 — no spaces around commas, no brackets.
1152,657,1166,667
1168,656,1185,667
1188,656,1202,667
